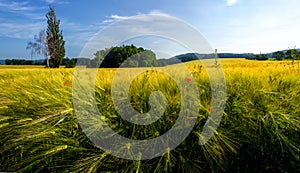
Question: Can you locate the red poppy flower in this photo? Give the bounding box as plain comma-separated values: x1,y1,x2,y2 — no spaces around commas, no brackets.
186,77,192,82
64,81,70,86
208,107,212,112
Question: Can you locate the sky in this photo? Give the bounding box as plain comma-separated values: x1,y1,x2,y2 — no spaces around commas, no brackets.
1,0,300,59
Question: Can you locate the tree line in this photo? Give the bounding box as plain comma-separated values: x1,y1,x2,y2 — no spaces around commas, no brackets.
3,44,158,68
246,48,300,61
4,59,44,65
3,58,76,67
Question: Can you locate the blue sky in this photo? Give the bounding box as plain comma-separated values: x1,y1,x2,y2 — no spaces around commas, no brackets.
1,0,300,59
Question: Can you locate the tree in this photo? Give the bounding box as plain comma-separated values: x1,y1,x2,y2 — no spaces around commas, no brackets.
285,48,299,61
46,6,65,68
27,30,50,67
89,45,158,68
63,58,77,68
5,59,12,65
272,51,285,60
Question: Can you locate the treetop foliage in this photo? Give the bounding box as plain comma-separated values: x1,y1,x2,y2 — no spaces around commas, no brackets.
46,6,65,68
88,44,158,68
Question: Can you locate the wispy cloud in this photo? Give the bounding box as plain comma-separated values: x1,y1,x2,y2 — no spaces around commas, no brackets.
0,0,70,39
0,20,44,39
0,1,46,38
0,1,35,11
43,0,69,5
226,0,238,6
0,0,45,19
110,10,172,21
44,0,54,3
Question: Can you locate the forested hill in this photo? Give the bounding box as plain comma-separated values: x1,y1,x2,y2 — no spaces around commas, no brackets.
88,45,158,68
157,53,252,66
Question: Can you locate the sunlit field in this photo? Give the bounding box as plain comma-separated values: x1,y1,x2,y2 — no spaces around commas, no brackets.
0,65,45,69
0,59,299,172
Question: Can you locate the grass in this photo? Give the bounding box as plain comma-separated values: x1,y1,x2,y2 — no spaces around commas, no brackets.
0,59,299,172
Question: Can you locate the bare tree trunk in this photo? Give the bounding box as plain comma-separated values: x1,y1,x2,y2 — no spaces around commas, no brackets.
45,51,50,68
44,44,50,68
46,56,50,68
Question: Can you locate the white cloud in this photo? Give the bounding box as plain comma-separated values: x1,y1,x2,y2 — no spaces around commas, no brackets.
0,1,35,11
110,15,131,20
0,21,44,39
148,10,172,17
44,0,54,3
226,0,238,6
0,0,69,40
110,10,172,22
0,0,44,19
0,0,47,39
43,0,69,4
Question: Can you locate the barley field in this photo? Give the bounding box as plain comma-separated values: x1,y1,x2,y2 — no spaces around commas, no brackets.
0,59,299,172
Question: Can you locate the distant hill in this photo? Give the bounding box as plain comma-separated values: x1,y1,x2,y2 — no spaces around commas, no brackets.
268,48,300,56
158,53,252,66
278,48,300,53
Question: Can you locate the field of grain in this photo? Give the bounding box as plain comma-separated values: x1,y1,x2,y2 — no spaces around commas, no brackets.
0,59,299,172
